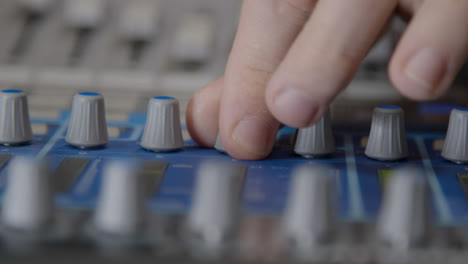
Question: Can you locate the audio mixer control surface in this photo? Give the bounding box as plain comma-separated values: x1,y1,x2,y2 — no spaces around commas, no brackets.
2,0,468,263
0,90,466,264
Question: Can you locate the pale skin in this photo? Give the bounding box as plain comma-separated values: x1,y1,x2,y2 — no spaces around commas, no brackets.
186,0,468,160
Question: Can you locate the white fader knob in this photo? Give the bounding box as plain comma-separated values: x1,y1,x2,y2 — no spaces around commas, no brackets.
66,92,108,148
170,13,214,63
377,167,431,250
94,161,145,236
63,0,106,28
0,90,33,145
187,161,244,253
442,108,468,163
140,96,184,152
118,0,160,42
18,0,52,14
365,105,408,161
283,165,336,257
2,157,53,232
294,111,335,157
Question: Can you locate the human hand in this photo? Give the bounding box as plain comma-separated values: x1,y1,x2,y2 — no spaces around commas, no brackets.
186,0,468,160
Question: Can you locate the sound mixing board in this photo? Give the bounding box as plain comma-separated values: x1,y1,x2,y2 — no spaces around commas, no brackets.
1,0,468,263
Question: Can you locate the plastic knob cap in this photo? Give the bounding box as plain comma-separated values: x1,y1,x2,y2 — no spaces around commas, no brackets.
2,157,53,232
94,161,145,236
187,161,244,251
377,167,431,249
140,96,184,152
66,92,108,148
294,111,335,157
442,108,468,164
215,134,226,153
0,90,33,146
365,105,408,161
284,165,337,253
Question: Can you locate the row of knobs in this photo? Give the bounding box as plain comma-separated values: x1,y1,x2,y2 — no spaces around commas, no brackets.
285,165,430,254
2,89,467,162
0,90,184,151
0,158,431,254
218,105,468,163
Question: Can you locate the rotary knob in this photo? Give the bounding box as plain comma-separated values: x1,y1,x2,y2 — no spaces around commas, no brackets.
1,157,53,232
442,108,468,164
140,96,184,152
0,89,33,146
377,167,431,250
365,105,408,161
94,160,145,236
187,161,244,254
294,111,335,157
66,92,108,148
283,165,337,257
215,134,226,153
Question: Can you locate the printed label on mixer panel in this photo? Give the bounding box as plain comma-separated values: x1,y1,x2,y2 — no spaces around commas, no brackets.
52,158,91,193
139,161,169,197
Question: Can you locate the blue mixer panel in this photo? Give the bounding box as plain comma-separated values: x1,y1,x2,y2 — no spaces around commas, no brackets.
0,110,466,227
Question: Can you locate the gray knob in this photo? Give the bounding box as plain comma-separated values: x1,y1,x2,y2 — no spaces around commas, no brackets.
66,92,108,148
0,89,33,146
94,161,145,236
215,134,226,153
442,108,468,164
63,0,105,28
283,165,337,254
140,96,184,152
294,111,335,157
377,167,431,250
187,161,244,253
365,105,408,161
1,157,53,232
118,0,160,42
19,0,52,14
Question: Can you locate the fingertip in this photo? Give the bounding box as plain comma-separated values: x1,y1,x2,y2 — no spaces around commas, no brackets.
266,74,324,128
186,78,223,148
389,48,450,101
223,117,279,160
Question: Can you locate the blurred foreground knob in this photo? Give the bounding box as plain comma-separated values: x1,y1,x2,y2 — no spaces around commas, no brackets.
2,157,53,232
66,92,108,148
294,111,335,157
283,165,336,256
442,108,468,164
377,167,431,249
187,161,245,254
140,96,184,152
94,161,145,236
0,89,33,145
365,105,408,161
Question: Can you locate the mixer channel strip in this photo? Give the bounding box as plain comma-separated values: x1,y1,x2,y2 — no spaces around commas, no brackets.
0,92,465,262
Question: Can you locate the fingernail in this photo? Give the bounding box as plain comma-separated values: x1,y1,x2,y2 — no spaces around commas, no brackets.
273,87,319,126
232,117,275,156
405,47,447,91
